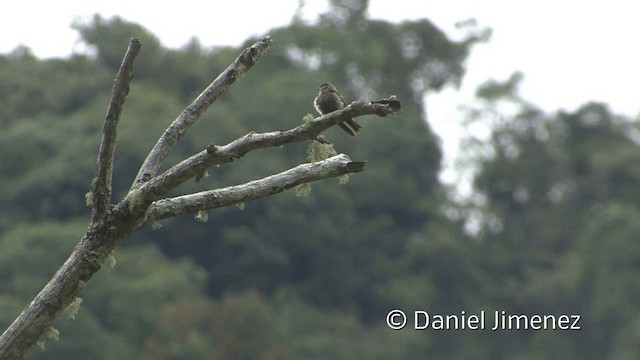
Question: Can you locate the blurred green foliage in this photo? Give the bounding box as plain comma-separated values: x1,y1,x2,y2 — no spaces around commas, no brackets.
1,2,639,359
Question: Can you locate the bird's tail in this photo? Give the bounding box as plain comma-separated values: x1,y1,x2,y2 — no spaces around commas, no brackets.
339,118,362,136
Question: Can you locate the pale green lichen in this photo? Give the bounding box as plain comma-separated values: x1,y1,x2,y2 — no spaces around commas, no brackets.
195,210,209,222
38,326,60,348
108,251,117,268
302,113,315,124
66,298,82,319
339,174,350,184
295,183,312,197
307,140,337,163
46,326,60,341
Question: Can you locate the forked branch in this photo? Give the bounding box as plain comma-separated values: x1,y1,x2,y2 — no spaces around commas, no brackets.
132,36,273,187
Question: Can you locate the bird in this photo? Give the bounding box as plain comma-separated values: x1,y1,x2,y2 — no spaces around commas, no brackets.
314,82,362,136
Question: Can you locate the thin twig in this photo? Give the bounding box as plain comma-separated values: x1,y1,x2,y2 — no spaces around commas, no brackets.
91,38,141,222
131,35,273,188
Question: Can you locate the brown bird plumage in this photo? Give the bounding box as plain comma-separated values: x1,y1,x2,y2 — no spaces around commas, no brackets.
314,83,362,136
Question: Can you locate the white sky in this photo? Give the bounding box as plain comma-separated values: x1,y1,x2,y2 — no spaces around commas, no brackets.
2,0,639,190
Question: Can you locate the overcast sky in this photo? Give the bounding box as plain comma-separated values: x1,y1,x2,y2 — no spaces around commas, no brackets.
2,0,638,188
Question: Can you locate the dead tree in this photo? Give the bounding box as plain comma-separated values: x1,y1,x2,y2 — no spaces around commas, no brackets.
0,36,401,359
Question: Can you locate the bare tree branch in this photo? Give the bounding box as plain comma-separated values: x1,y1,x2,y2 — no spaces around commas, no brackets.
0,34,402,359
146,154,364,220
131,35,273,188
90,38,141,222
134,100,400,203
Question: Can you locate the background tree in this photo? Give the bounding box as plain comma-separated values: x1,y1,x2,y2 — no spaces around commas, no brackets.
462,74,640,358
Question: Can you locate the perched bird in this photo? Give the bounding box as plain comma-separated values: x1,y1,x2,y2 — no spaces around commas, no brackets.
314,82,362,136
